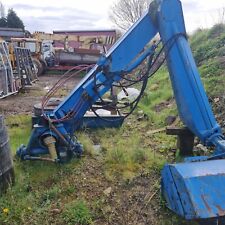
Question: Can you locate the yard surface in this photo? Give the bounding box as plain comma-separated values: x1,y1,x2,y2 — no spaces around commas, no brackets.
0,72,194,225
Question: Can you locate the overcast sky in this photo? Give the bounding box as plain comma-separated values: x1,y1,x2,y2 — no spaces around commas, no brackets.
2,0,225,33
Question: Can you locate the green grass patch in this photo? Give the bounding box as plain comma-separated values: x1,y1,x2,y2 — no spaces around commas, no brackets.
76,133,95,156
190,24,225,65
62,200,93,225
138,68,177,127
96,127,165,180
5,114,31,154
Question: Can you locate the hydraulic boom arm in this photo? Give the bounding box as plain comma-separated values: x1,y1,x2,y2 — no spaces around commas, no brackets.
17,0,225,220
18,0,225,160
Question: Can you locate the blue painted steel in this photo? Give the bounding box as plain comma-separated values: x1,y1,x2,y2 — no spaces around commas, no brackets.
156,0,225,219
155,0,224,150
124,45,156,73
162,160,225,219
17,10,158,161
53,11,157,120
17,0,225,220
31,114,124,130
78,116,124,130
17,123,83,161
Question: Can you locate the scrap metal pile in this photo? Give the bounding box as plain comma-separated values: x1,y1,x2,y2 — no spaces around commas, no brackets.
0,40,37,99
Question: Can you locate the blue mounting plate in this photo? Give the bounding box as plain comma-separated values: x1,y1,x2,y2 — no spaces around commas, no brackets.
78,115,124,130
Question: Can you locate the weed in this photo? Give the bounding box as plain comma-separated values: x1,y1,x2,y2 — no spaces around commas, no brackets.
132,147,147,164
107,147,127,164
91,198,104,219
63,185,76,195
76,132,95,156
137,68,177,128
62,200,93,225
100,129,165,180
39,186,61,206
5,114,31,153
0,184,38,224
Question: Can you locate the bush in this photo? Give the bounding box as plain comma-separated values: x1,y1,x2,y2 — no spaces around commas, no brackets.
190,24,225,66
208,23,225,39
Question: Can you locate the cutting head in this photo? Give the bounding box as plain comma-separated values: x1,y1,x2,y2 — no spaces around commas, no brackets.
162,159,225,220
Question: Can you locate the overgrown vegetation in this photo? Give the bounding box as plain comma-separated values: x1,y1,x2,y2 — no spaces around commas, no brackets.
0,24,225,224
190,23,225,96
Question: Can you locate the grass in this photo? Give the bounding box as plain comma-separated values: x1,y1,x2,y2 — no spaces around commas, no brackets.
62,200,93,225
138,68,178,127
73,68,179,181
190,24,225,66
0,159,82,224
76,133,95,156
94,126,166,180
5,114,31,153
190,23,225,98
0,114,89,224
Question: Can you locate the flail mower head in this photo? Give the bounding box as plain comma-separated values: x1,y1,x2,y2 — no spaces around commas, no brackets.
162,159,225,220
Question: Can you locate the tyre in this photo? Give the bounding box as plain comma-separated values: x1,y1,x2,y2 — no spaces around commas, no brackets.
39,59,47,74
32,58,44,76
0,115,14,195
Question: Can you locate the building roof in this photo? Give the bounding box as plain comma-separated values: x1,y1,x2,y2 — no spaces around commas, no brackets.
53,29,116,36
53,29,116,33
0,27,24,39
0,27,24,32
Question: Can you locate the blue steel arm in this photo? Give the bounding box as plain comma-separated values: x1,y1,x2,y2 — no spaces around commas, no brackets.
17,10,159,160
18,0,225,162
17,0,225,220
56,0,225,154
53,12,157,124
154,0,225,155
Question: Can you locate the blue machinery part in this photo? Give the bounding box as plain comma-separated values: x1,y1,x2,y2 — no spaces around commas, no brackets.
162,160,225,220
17,0,225,220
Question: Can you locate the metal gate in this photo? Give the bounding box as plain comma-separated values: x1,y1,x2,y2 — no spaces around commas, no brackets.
14,47,38,86
0,41,20,99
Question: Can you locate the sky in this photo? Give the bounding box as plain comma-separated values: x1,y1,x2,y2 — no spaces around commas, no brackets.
2,0,225,33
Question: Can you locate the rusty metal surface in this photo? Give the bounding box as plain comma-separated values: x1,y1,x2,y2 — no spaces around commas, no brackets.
162,160,225,219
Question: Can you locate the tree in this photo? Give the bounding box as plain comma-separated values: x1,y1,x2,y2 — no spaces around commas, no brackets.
217,7,225,24
0,17,7,27
109,0,151,31
7,8,24,30
0,1,6,27
0,2,5,18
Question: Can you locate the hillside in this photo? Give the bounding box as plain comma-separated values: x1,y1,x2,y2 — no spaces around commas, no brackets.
191,24,225,131
140,23,225,128
0,24,225,225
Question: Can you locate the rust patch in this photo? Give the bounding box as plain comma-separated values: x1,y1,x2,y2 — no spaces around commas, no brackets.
201,194,212,213
215,205,225,216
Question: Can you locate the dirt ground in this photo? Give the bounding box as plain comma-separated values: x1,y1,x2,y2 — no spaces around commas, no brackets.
0,74,178,225
0,74,81,115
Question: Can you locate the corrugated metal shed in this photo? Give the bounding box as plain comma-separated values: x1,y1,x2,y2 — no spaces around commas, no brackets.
0,28,25,41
